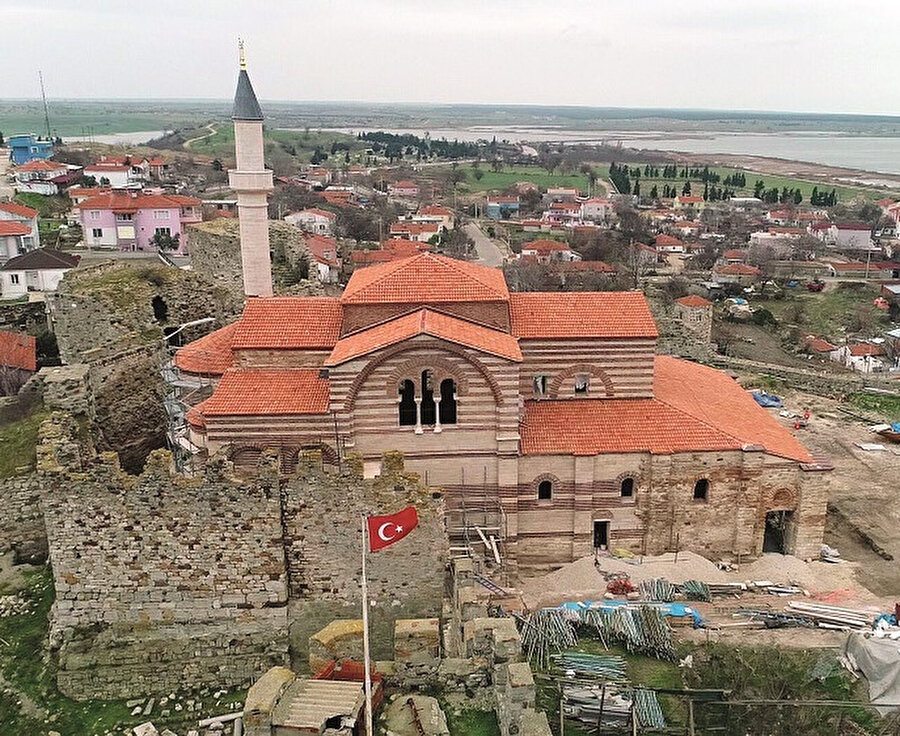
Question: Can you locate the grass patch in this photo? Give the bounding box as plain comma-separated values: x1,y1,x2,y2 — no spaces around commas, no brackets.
848,392,900,421
0,409,49,479
430,164,593,194
444,708,501,736
14,192,70,219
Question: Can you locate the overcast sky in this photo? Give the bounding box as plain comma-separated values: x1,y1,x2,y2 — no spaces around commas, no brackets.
4,0,898,115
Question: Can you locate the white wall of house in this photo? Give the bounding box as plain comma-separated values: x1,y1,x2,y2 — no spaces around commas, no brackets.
0,267,70,299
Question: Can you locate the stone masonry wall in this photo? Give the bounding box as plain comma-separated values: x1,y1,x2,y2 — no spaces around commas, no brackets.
283,451,448,668
42,445,290,699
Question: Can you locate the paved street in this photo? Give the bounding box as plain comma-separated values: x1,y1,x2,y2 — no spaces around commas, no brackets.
464,221,505,268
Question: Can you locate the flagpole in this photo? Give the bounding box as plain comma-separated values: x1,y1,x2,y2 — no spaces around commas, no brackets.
361,514,374,736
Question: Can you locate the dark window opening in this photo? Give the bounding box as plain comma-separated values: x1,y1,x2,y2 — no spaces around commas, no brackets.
533,374,548,396
537,480,552,500
420,370,436,425
763,510,791,554
574,374,589,394
620,477,634,498
163,325,182,347
439,378,457,424
151,295,168,323
593,520,610,550
693,478,709,501
398,380,416,426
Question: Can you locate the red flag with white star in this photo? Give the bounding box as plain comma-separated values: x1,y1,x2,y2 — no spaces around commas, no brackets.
367,506,419,552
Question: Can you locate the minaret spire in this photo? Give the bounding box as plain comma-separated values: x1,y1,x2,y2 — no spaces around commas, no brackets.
228,43,274,297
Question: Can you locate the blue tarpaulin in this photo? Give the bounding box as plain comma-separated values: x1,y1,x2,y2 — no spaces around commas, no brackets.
558,600,704,626
751,391,783,408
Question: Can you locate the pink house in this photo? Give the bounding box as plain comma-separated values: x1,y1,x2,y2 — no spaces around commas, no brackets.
77,192,201,253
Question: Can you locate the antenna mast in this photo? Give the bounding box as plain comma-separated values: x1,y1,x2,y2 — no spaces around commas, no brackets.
39,71,52,139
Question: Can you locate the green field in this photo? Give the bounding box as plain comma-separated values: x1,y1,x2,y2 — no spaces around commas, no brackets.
430,165,596,195
600,164,880,202
187,123,368,164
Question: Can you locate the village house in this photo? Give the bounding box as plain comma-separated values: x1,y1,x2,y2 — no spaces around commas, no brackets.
830,342,887,374
542,201,581,226
303,234,342,284
13,159,81,195
284,208,337,236
712,263,761,286
7,134,53,165
0,221,34,262
673,220,702,238
77,191,201,253
0,248,81,300
519,239,580,264
0,330,37,395
721,249,747,264
303,167,333,189
0,202,40,249
349,239,430,268
416,205,455,231
811,222,875,251
83,162,142,189
674,294,713,343
654,234,685,254
673,195,705,210
544,186,579,203
580,198,614,223
388,180,420,198
389,221,441,243
485,196,520,220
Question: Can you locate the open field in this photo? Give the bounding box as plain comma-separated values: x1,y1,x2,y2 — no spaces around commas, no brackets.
428,164,596,194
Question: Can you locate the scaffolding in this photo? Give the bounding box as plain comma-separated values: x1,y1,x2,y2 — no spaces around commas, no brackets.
159,347,217,475
447,490,509,584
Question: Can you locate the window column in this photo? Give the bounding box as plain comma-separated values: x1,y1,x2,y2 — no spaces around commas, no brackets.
414,395,423,434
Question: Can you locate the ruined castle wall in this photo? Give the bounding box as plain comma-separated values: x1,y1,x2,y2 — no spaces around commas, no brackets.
43,450,290,699
0,474,46,563
283,453,448,668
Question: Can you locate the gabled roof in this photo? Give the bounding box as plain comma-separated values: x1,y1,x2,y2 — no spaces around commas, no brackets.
202,369,329,416
521,239,571,254
341,252,510,305
233,68,264,121
0,201,38,219
0,331,37,372
297,208,336,220
723,249,746,260
655,234,684,247
805,337,837,353
173,322,239,375
305,235,340,267
509,292,658,339
76,192,202,211
1,248,79,271
231,297,343,349
16,159,63,172
420,205,453,216
675,295,712,308
848,343,884,357
521,356,813,463
0,222,31,236
325,308,522,366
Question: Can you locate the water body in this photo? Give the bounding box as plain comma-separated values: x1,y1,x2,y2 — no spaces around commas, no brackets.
63,130,167,146
317,125,900,176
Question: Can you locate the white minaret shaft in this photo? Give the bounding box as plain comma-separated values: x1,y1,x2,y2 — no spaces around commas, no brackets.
228,44,274,298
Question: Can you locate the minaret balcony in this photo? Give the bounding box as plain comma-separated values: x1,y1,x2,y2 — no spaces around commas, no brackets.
228,170,274,193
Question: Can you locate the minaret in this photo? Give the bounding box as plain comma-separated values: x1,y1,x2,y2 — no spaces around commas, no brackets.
228,41,274,297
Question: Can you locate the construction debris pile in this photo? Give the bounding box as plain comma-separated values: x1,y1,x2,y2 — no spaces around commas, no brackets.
563,684,666,730
735,601,887,631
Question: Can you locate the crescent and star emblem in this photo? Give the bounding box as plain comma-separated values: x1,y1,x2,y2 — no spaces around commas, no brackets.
377,523,403,541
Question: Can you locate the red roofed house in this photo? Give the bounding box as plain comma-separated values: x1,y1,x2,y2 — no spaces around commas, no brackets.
14,159,81,195
388,180,420,198
0,330,37,395
674,195,705,210
0,221,35,262
389,221,441,243
303,234,342,283
174,250,829,569
77,191,201,253
519,239,580,263
674,294,713,343
830,342,887,374
0,201,40,250
712,263,762,285
654,234,685,253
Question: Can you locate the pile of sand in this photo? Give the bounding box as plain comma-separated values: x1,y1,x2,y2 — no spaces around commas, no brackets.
519,551,875,609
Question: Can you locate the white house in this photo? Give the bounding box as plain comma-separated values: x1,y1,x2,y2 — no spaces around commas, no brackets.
831,224,874,251
580,198,613,222
0,202,40,249
0,221,34,262
303,235,341,284
285,208,337,236
13,159,78,195
829,342,886,374
83,164,140,189
0,248,80,300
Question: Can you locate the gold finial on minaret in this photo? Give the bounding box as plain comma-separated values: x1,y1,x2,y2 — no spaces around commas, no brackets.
238,38,246,70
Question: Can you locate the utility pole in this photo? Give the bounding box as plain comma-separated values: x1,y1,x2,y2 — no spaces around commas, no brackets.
39,71,52,140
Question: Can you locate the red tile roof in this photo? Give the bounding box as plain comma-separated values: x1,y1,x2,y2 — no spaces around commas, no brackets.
521,356,812,463
675,295,712,308
521,239,571,254
304,235,340,267
550,260,617,274
231,297,342,349
173,322,239,375
848,343,884,357
509,292,658,339
185,399,208,429
342,253,509,305
420,205,453,216
677,196,704,204
0,222,31,236
723,249,746,260
325,308,522,366
805,337,837,353
0,331,37,372
16,159,64,172
0,202,38,219
202,369,330,416
715,264,761,276
655,234,684,248
76,192,201,211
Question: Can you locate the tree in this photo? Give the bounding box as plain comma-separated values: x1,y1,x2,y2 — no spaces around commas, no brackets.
211,158,223,171
99,176,110,186
473,168,484,181
650,185,658,199
150,231,180,251
0,131,4,146
682,181,692,196
633,181,641,197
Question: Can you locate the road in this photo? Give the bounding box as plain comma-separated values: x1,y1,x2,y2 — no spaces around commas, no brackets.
183,123,218,150
464,221,505,268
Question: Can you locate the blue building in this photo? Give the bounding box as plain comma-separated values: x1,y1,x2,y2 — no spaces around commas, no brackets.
7,134,54,166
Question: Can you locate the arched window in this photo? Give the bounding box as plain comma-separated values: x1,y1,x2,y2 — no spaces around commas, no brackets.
693,478,709,501
439,378,457,424
620,477,634,498
398,380,416,426
420,370,436,425
538,480,553,500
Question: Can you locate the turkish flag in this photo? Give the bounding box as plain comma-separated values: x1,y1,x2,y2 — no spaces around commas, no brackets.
367,506,419,552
